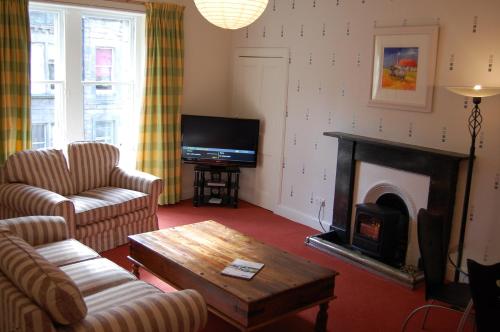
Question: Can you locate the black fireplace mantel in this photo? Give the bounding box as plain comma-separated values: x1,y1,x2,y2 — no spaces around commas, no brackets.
325,132,468,248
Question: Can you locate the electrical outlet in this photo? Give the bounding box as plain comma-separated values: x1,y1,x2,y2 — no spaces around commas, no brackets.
314,196,326,207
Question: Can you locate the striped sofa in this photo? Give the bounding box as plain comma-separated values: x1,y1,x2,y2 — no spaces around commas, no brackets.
0,216,207,332
0,142,163,252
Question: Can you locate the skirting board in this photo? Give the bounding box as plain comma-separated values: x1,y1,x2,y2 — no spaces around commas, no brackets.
182,190,330,233
181,189,194,201
275,204,330,232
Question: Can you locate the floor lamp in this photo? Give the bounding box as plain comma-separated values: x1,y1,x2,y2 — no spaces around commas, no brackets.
447,85,500,282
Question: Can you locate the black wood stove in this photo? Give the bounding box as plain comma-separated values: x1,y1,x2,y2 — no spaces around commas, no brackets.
353,203,408,267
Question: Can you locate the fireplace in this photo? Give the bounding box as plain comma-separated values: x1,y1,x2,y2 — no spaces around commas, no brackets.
305,132,468,288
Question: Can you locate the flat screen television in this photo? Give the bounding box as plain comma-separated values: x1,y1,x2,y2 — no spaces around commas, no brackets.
181,114,260,167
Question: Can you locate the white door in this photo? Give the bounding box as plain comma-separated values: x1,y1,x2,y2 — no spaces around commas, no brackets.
231,48,289,212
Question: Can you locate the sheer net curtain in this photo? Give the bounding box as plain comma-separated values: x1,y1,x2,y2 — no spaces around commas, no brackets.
136,3,184,205
0,0,31,166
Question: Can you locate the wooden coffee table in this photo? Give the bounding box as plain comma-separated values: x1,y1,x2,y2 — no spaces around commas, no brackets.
128,220,337,331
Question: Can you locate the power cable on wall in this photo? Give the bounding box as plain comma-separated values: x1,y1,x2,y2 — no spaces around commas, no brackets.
317,200,327,232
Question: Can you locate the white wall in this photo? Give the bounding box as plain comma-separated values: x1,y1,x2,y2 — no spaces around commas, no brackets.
231,0,500,266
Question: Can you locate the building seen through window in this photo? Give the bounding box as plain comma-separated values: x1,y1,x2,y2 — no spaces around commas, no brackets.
82,15,133,145
30,10,58,149
95,47,113,91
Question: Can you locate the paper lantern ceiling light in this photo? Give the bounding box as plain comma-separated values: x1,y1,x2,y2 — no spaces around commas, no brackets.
194,0,269,30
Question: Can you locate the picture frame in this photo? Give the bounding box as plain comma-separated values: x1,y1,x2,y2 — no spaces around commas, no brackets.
368,25,439,113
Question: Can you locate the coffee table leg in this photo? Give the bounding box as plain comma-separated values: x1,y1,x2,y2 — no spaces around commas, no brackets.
315,302,329,332
132,263,140,279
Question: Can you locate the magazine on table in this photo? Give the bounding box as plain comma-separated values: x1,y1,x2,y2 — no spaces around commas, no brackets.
221,259,264,280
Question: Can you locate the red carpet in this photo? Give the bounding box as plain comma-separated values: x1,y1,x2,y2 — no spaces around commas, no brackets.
102,200,473,332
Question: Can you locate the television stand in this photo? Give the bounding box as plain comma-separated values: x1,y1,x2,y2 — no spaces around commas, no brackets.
193,165,240,208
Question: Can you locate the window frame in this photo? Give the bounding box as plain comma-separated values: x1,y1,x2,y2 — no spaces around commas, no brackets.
29,2,145,168
29,5,65,148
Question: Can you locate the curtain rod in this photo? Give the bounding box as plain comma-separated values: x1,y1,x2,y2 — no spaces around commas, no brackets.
35,0,147,13
102,0,147,4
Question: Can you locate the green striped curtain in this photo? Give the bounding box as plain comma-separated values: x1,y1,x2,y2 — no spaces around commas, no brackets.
137,3,184,205
0,0,31,166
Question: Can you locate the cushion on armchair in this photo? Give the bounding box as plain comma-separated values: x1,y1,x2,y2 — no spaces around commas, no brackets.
67,187,149,226
68,141,120,193
79,186,149,211
4,149,75,195
65,195,117,226
0,230,87,325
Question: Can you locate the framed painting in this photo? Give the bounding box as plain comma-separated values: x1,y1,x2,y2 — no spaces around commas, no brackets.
368,25,439,113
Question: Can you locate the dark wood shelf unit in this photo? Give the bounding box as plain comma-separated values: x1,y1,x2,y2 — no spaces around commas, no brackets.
193,165,240,208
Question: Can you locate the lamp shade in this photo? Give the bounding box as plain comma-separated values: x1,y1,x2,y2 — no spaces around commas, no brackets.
447,86,500,98
194,0,269,30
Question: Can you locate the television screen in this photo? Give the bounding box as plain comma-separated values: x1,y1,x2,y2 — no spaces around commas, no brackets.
181,115,260,167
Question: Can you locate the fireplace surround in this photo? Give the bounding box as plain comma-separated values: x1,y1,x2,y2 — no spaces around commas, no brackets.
306,132,468,287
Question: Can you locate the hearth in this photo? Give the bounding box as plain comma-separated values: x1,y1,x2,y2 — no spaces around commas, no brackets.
305,132,468,288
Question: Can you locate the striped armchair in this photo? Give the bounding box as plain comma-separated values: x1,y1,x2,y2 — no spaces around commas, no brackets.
0,142,163,252
0,216,207,332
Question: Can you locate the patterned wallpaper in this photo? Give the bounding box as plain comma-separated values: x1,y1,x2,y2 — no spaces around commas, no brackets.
231,0,500,264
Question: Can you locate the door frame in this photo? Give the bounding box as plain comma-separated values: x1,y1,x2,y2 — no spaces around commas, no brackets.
231,47,290,211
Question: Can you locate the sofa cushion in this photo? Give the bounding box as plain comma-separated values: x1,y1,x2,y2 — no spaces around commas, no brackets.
36,239,100,266
61,258,136,297
68,142,119,193
68,187,149,226
67,195,117,226
0,231,87,325
4,149,75,195
80,186,149,214
83,281,162,314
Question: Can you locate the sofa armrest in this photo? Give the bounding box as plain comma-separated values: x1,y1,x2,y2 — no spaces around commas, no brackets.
0,165,5,184
0,272,56,332
0,183,77,238
62,290,207,332
110,167,163,194
0,216,69,246
110,167,163,213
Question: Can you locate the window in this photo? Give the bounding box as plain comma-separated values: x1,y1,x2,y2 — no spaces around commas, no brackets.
31,43,47,93
29,4,144,168
82,15,135,147
96,48,113,81
95,47,113,91
29,9,62,147
93,120,115,143
32,123,51,149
